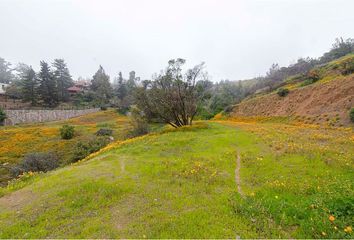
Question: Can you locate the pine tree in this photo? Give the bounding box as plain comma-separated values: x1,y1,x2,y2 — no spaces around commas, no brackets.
115,71,127,100
91,65,113,104
38,61,58,107
21,67,38,105
52,59,73,102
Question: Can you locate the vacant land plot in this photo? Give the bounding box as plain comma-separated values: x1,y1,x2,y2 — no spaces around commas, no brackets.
0,120,353,238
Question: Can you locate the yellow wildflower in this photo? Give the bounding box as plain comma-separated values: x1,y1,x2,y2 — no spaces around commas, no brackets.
344,226,352,233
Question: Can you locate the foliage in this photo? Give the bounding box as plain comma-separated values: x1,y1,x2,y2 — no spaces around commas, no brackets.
135,58,206,128
338,57,354,75
53,59,73,102
277,87,289,97
0,57,14,84
10,152,59,176
320,37,354,63
59,125,75,139
307,69,320,82
0,107,6,124
91,65,113,105
96,128,113,136
38,61,58,107
350,108,354,123
20,66,38,105
72,137,110,162
126,106,149,137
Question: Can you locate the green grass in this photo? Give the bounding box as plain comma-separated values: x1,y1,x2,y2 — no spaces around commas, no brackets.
0,121,353,238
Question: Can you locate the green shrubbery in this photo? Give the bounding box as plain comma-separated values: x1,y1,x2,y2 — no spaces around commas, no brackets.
96,128,113,136
277,88,289,97
126,106,149,138
339,58,354,75
59,125,75,139
72,137,110,162
0,108,6,125
11,152,59,176
350,108,354,123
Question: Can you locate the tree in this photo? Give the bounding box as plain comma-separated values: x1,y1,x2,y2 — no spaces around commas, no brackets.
53,59,73,102
0,108,6,125
0,57,14,84
38,61,58,107
115,71,127,100
136,58,205,128
91,65,113,105
21,67,38,105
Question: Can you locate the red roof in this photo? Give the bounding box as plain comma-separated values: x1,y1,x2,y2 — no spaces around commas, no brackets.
67,86,82,93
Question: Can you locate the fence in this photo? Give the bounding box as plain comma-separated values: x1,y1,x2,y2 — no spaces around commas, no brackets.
3,108,100,126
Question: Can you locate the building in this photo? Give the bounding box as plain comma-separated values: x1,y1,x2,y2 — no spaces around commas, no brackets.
67,80,91,95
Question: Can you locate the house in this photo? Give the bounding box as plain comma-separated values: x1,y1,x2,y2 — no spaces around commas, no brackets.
67,80,91,95
67,86,83,94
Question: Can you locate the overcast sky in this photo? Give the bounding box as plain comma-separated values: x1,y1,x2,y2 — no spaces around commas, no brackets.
1,0,353,82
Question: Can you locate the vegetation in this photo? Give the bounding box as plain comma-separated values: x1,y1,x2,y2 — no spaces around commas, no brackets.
126,106,149,137
0,120,352,238
0,108,6,125
135,58,206,127
277,87,289,97
72,136,110,163
350,108,354,123
59,125,75,140
10,152,59,176
96,128,113,136
0,110,130,185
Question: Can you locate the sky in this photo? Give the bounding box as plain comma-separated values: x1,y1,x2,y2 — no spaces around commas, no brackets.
0,0,353,82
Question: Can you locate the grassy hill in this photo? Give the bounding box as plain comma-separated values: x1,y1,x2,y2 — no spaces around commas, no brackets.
0,118,353,238
0,110,130,185
230,54,354,126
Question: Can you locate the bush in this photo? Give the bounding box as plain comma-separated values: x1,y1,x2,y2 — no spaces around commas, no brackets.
277,88,289,97
72,137,110,162
307,69,320,82
350,108,354,123
11,152,59,176
126,106,149,138
0,108,6,125
60,125,75,139
339,58,354,75
96,128,113,136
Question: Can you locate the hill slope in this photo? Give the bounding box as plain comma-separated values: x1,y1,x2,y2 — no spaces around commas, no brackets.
230,55,354,126
0,121,353,238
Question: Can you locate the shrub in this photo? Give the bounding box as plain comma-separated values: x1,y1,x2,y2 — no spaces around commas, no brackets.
307,69,320,82
60,125,75,139
126,106,149,138
0,108,6,125
96,128,113,136
339,58,354,75
350,108,354,123
116,107,129,115
11,152,59,176
277,88,289,97
72,137,110,162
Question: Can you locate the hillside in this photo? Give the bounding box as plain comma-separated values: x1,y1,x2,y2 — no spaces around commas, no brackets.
0,110,130,185
230,55,354,126
0,120,353,238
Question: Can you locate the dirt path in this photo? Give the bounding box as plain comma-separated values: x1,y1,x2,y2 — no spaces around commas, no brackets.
235,151,244,198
